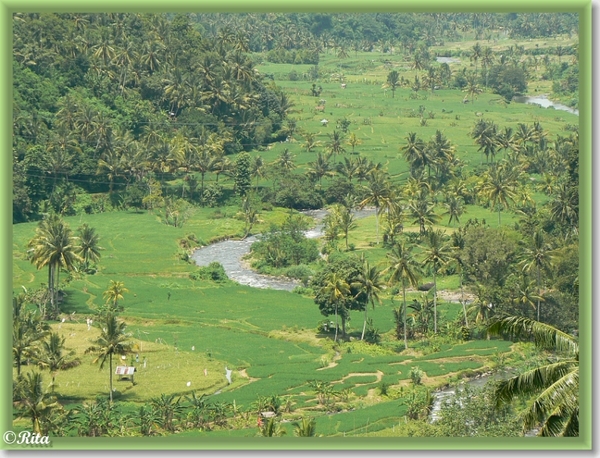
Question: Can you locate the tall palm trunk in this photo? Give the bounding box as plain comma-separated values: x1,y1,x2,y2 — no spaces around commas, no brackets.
537,267,541,322
334,303,338,342
402,279,408,350
109,353,113,403
375,206,380,244
48,264,55,319
433,269,437,334
361,305,368,341
460,270,468,327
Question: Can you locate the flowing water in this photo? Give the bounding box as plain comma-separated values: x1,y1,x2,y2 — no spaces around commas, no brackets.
429,370,539,437
191,208,376,291
436,56,461,64
512,95,579,115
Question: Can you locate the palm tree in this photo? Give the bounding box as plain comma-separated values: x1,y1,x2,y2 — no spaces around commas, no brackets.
28,215,81,318
35,332,80,392
480,165,517,226
359,173,390,244
302,131,320,152
326,130,346,157
76,224,102,272
85,313,132,403
307,152,334,188
463,75,482,104
470,42,482,74
519,230,553,322
408,191,440,235
337,156,360,183
331,204,357,250
346,133,362,154
14,372,58,434
471,118,499,164
450,231,469,327
275,148,296,174
488,317,579,437
102,280,129,314
321,272,350,342
421,229,451,334
353,259,384,341
251,155,266,191
385,242,420,349
481,46,495,88
385,70,400,97
401,132,427,176
13,296,49,376
443,194,465,226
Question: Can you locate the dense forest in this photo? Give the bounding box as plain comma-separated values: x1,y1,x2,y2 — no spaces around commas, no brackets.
11,12,582,442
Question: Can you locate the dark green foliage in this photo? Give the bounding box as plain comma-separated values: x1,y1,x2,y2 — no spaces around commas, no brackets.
234,153,252,197
189,262,229,283
311,253,368,332
12,13,288,222
251,215,319,269
265,174,324,210
487,65,528,102
460,222,517,287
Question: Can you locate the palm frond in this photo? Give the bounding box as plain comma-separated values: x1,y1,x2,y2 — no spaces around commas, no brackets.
488,316,578,355
520,367,578,432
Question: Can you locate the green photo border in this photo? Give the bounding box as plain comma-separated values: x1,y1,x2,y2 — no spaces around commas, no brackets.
1,0,592,450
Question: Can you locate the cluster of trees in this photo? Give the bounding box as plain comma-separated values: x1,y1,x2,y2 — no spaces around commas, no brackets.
250,213,319,269
26,215,102,319
13,13,292,222
194,13,577,57
12,275,132,429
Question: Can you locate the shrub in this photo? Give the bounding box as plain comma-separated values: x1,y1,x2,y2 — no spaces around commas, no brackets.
409,366,424,386
189,262,229,282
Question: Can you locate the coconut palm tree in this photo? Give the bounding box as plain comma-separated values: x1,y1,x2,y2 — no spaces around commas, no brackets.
450,231,469,327
330,204,356,250
326,130,346,157
359,173,390,244
353,259,384,341
76,224,102,272
85,313,132,403
307,152,334,188
519,230,553,322
102,280,129,314
443,194,465,226
13,296,49,376
470,42,482,74
488,316,579,437
385,242,420,349
463,75,482,105
14,372,58,434
408,191,440,235
28,215,81,318
401,132,428,176
321,273,350,342
480,164,517,226
35,332,80,392
421,229,451,334
385,70,400,97
481,46,495,88
346,132,362,154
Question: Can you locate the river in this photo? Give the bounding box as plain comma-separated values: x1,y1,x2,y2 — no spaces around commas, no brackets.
512,95,579,116
190,207,376,291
